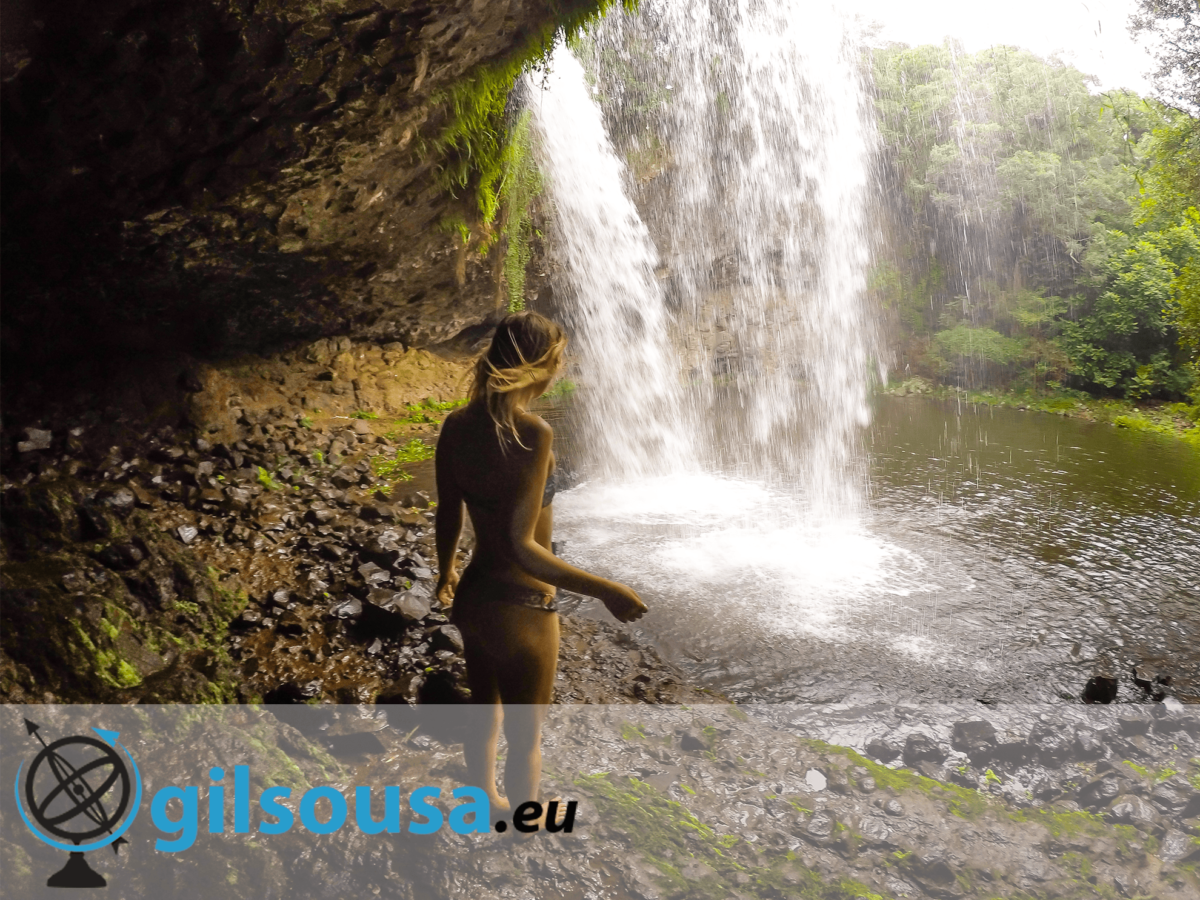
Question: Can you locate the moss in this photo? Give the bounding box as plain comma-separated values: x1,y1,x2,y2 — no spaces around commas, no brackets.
371,439,434,485
575,771,894,900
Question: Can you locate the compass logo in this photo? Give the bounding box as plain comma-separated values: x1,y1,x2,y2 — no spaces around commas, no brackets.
13,719,142,888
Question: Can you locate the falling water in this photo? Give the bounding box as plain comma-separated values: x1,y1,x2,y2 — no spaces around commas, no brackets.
528,1,906,692
561,0,878,517
526,49,697,481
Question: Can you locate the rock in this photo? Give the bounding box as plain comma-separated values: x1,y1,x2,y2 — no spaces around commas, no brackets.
1029,722,1072,767
883,799,905,817
429,624,464,653
1082,675,1118,704
902,733,945,767
1072,728,1107,760
330,597,363,619
858,816,891,845
357,561,391,586
331,467,360,489
176,525,198,544
951,720,997,762
866,738,900,763
981,741,1032,768
352,419,373,434
1148,776,1193,812
400,491,432,509
98,487,136,512
97,542,144,570
1078,775,1123,810
1108,794,1159,828
17,428,53,452
680,730,708,752
1118,716,1150,737
804,812,834,840
1158,830,1195,864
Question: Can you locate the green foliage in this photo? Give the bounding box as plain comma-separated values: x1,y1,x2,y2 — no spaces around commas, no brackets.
371,440,434,484
350,410,379,420
869,41,1200,402
256,467,284,491
431,1,633,224
298,415,313,428
500,110,541,311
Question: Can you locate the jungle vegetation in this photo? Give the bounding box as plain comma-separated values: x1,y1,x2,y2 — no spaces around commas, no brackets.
868,41,1199,409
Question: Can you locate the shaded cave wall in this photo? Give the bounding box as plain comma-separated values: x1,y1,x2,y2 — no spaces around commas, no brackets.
1,0,581,424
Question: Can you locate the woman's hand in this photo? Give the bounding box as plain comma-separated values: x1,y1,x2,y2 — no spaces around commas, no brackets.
598,582,647,623
436,568,459,607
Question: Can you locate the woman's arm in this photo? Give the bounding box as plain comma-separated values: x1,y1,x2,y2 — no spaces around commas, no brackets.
508,419,647,622
434,424,464,606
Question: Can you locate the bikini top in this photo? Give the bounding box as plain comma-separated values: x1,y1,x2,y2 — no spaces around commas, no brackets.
463,463,558,511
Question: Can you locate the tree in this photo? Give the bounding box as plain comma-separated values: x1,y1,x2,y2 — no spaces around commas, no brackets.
1129,0,1200,114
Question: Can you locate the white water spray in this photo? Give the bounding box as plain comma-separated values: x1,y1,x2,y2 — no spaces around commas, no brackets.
526,49,697,481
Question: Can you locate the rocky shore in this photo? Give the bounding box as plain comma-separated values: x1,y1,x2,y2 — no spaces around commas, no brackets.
0,338,708,708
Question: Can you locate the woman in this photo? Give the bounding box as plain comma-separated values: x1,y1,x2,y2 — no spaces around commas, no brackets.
434,311,646,822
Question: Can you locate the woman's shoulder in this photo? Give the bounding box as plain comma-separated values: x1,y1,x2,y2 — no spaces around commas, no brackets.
516,410,553,443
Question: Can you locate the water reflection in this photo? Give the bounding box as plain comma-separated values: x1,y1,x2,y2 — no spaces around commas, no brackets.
552,397,1200,704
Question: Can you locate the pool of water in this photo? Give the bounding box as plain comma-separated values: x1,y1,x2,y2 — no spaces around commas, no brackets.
550,396,1200,704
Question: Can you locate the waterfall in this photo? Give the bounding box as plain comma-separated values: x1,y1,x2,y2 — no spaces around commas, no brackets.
534,0,878,518
526,49,697,482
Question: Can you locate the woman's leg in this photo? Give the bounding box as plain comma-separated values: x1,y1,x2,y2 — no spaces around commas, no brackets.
493,607,560,814
456,609,509,811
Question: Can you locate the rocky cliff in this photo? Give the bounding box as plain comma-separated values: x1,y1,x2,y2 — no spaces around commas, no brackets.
1,0,588,397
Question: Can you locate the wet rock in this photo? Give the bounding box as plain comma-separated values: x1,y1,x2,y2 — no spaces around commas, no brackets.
1158,830,1197,864
804,811,835,841
1118,716,1150,737
1148,776,1193,812
902,732,945,767
1082,675,1118,704
1108,794,1159,828
393,592,432,622
400,491,432,509
97,486,136,513
951,720,997,762
96,542,144,571
429,624,463,653
331,467,360,489
1029,722,1072,767
981,741,1032,769
330,597,363,619
883,799,905,817
357,561,391,586
263,680,322,704
17,427,53,453
1078,775,1123,810
1072,728,1107,760
680,729,709,752
866,738,900,763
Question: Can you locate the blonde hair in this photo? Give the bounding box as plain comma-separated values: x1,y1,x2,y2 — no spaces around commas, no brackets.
470,312,566,450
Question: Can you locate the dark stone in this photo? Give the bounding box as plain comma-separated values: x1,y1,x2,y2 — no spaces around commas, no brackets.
1082,675,1118,704
902,733,945,767
357,561,391,585
330,597,363,619
680,730,708,752
17,427,53,452
1118,716,1150,737
981,741,1032,768
1148,777,1192,812
96,542,144,571
951,720,997,762
1072,728,1107,760
1078,775,1123,810
866,739,900,763
1029,722,1073,767
97,487,136,512
430,624,464,653
1108,794,1159,828
393,592,432,622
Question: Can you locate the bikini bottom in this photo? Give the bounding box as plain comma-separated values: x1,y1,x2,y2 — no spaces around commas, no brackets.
451,572,558,615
